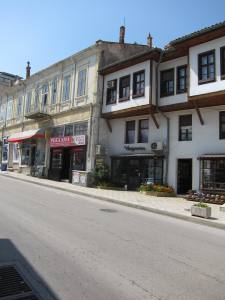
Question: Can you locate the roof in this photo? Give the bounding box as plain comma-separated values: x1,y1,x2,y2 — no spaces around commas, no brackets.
0,72,20,79
169,20,225,46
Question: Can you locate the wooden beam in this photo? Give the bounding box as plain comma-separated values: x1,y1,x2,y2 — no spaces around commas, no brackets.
151,113,159,129
195,107,204,125
105,119,112,132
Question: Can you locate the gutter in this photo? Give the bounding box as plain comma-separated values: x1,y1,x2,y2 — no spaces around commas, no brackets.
155,49,170,185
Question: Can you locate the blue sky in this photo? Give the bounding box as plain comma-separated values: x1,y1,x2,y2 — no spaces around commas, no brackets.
1,0,225,77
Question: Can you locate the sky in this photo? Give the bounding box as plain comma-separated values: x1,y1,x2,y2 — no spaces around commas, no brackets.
0,0,225,78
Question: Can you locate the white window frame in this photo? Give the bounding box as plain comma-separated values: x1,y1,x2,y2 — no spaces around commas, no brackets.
62,75,71,102
77,68,87,97
51,78,58,105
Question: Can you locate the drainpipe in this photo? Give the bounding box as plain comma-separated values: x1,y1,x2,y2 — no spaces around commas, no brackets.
155,49,170,185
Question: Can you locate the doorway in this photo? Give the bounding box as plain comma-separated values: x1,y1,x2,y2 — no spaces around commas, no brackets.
177,159,192,194
61,148,71,181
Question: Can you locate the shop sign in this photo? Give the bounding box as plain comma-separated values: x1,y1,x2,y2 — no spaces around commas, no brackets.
72,171,80,183
124,145,146,151
50,135,86,147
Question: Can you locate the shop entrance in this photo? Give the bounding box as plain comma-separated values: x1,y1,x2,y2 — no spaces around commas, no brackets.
61,148,71,181
177,159,192,194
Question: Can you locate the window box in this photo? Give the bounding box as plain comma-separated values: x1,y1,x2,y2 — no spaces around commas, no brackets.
191,204,211,219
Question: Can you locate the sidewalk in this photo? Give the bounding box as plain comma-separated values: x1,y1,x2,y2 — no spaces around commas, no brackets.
1,171,225,230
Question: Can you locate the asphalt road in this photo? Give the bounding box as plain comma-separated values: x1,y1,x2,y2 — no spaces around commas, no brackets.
0,176,225,300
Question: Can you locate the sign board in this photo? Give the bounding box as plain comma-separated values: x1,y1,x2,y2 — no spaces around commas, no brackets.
72,171,80,184
50,135,86,148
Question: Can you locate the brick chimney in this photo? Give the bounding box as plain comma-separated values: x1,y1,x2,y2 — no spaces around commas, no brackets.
119,26,125,44
26,61,31,79
147,33,153,48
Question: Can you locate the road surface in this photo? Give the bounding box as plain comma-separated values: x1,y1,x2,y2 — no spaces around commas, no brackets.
0,175,225,300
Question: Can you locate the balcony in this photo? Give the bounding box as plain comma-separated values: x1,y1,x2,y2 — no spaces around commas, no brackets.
25,103,50,120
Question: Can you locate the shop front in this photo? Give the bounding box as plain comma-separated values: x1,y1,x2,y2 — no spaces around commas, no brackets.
111,155,164,190
48,134,87,184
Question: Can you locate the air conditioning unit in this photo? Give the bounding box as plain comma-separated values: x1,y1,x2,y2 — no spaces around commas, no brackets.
107,80,116,89
96,144,104,155
151,142,163,151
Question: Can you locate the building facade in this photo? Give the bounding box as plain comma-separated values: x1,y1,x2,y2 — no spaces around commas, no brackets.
0,29,149,185
99,21,225,193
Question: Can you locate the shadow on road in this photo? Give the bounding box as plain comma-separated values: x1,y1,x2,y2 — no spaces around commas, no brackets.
0,239,59,300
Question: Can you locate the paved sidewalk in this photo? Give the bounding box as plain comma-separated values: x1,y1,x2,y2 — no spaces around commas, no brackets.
1,171,225,230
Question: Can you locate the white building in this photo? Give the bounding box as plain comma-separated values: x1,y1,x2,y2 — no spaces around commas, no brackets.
99,21,225,193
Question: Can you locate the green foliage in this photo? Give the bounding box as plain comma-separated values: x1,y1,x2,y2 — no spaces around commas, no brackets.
92,163,110,184
194,202,209,208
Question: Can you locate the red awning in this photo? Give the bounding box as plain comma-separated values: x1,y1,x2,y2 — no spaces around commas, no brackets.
8,129,45,143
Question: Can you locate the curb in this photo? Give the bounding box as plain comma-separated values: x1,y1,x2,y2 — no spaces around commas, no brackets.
1,173,225,231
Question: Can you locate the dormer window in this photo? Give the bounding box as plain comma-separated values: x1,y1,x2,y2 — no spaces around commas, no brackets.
133,70,145,98
198,50,215,84
106,79,117,105
119,75,130,101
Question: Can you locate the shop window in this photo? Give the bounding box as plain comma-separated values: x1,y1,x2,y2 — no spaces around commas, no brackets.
52,149,62,168
77,69,87,97
51,79,57,105
201,159,225,190
133,70,145,98
177,65,187,94
138,119,149,143
160,69,174,97
65,124,74,136
106,79,117,105
198,50,215,84
219,111,225,139
13,143,19,162
179,115,192,141
125,120,135,144
119,75,130,101
21,143,30,165
71,149,86,170
74,122,88,135
51,126,64,137
62,75,71,102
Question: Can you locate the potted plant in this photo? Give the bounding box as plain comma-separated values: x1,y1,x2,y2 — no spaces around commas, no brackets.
191,202,211,219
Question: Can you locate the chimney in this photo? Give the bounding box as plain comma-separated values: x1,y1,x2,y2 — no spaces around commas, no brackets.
26,61,31,79
119,26,125,44
147,33,153,48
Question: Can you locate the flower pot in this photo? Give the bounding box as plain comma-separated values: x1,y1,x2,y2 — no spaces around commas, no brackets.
191,205,211,219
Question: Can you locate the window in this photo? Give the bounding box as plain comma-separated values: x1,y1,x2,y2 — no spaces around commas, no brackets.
179,115,192,141
160,69,174,97
6,97,13,120
220,111,225,139
77,69,87,97
71,149,86,170
177,66,187,94
64,124,74,136
34,89,39,111
42,84,48,107
220,47,225,80
26,92,32,113
106,79,117,105
0,98,6,122
62,75,71,102
51,79,57,104
133,70,145,97
51,126,64,137
201,159,225,190
198,50,215,84
21,143,30,165
119,75,130,100
125,120,135,144
74,122,88,135
16,96,23,117
52,149,63,169
138,119,149,143
13,143,19,162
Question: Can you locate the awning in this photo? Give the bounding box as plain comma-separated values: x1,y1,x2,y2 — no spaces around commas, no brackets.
8,129,45,143
198,154,225,160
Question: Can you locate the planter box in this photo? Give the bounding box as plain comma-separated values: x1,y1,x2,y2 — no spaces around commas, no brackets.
191,205,211,219
141,191,176,197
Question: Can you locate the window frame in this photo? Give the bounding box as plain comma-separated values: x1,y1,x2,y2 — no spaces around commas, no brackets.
77,68,87,97
178,114,192,142
198,49,216,84
51,78,57,105
62,75,71,102
160,68,174,97
176,65,187,94
119,75,130,101
138,119,149,143
132,70,145,98
220,46,225,80
106,79,117,105
219,111,225,140
125,120,136,144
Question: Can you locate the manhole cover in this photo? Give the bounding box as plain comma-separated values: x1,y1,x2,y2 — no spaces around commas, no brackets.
100,208,118,213
0,264,39,299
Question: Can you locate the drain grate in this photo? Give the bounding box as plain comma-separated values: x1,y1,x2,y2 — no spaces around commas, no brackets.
0,265,39,299
100,208,118,213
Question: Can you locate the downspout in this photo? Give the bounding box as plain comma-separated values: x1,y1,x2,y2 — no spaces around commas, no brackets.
155,50,170,185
